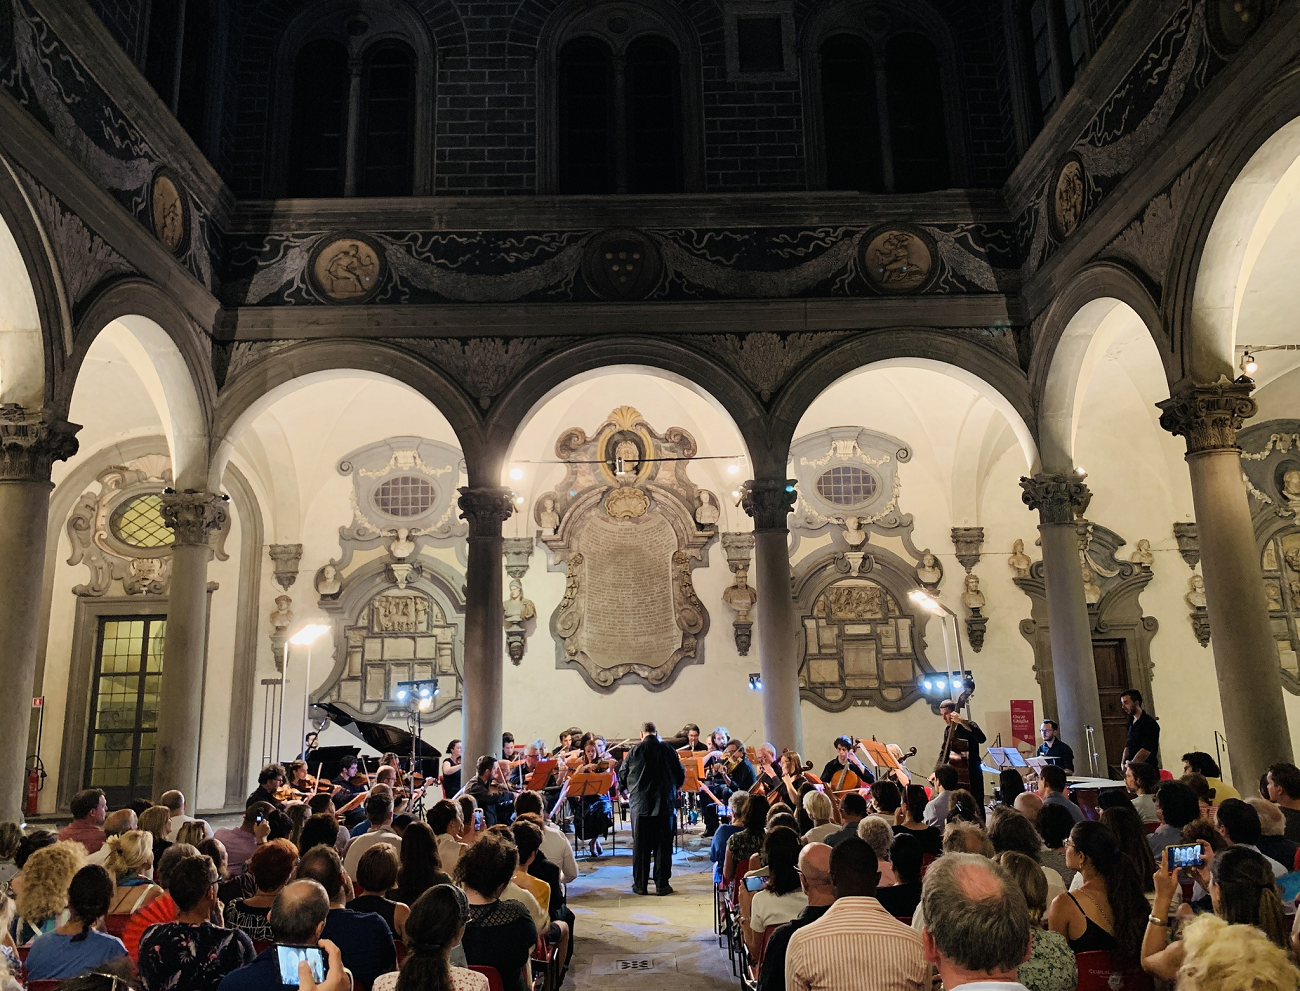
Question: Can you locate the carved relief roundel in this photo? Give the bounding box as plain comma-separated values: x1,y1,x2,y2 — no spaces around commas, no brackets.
1208,0,1261,55
310,233,387,303
149,169,189,255
1050,156,1088,240
860,227,934,294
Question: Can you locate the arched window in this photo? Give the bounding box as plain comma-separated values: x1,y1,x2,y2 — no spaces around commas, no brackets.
288,39,350,198
143,0,221,153
819,35,882,192
360,42,417,196
1020,0,1092,125
273,2,434,197
558,39,615,193
885,34,949,193
542,1,703,194
556,33,684,194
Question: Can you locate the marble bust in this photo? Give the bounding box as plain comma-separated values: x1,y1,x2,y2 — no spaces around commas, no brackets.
723,565,757,622
1009,539,1031,577
1185,573,1207,609
503,578,536,628
695,490,720,525
842,515,867,547
389,527,415,560
1284,468,1300,511
316,563,341,597
1130,538,1154,568
960,573,985,611
537,495,560,534
270,594,293,629
916,550,942,586
1081,564,1101,604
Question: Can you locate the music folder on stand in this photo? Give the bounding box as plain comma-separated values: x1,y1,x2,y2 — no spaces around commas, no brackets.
566,771,615,859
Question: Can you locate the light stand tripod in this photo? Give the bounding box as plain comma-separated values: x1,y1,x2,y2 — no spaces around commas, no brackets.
406,702,427,821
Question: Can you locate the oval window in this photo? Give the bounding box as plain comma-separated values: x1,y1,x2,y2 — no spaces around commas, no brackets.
110,493,174,548
815,464,877,506
374,475,437,518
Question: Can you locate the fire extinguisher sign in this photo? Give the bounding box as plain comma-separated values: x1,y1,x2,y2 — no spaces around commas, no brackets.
32,697,43,708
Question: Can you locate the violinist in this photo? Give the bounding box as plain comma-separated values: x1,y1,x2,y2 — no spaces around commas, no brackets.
246,763,287,811
514,741,561,795
332,757,362,794
568,733,615,857
774,751,815,808
502,732,519,761
701,736,746,837
752,743,781,798
466,754,514,826
284,760,315,797
441,739,463,797
820,736,875,789
556,727,582,758
719,739,756,792
671,724,709,752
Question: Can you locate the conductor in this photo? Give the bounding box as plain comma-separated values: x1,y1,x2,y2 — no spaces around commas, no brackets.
623,721,686,896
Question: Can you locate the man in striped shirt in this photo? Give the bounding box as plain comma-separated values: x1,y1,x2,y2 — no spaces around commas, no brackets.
785,838,930,991
920,853,1032,991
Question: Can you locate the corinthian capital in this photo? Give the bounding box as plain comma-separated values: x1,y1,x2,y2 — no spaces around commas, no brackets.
1156,376,1257,455
160,490,228,547
458,486,515,538
0,406,80,482
1020,472,1092,526
740,478,797,532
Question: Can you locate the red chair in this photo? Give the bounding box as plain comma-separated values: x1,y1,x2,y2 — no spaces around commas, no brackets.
15,945,29,964
471,964,507,991
751,924,780,972
1142,821,1159,835
252,938,274,955
1075,950,1155,991
1158,769,1173,781
104,913,132,938
26,982,60,991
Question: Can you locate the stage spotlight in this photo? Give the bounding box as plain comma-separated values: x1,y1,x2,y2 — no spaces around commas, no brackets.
748,673,763,691
396,688,409,702
728,464,740,475
419,685,432,699
509,467,524,481
923,678,933,691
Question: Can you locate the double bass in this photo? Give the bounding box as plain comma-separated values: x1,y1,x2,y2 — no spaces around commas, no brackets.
938,676,978,791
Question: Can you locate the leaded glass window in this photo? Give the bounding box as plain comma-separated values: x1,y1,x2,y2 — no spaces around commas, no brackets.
86,617,165,806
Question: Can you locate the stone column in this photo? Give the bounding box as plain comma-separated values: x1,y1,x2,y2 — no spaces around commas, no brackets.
741,478,802,753
0,408,78,822
154,490,227,803
1020,472,1109,773
459,487,515,767
1158,378,1293,786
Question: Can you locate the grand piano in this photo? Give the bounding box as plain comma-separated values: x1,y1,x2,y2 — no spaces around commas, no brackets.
308,703,443,782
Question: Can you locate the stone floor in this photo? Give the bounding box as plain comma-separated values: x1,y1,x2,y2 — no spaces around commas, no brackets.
562,825,735,990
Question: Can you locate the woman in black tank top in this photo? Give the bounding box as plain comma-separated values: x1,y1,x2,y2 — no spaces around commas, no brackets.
1047,821,1148,964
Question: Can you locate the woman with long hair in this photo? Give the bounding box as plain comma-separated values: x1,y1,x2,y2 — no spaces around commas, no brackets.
723,787,768,883
4,827,54,903
944,789,982,825
103,830,163,915
137,807,173,866
745,826,806,954
1099,805,1158,895
999,769,1026,805
16,840,86,942
894,784,943,858
392,821,452,906
24,865,127,980
373,884,487,991
1047,820,1148,964
1142,845,1290,979
175,820,210,849
994,852,1076,991
569,734,614,857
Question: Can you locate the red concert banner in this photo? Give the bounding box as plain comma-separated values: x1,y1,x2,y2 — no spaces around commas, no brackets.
1010,700,1036,747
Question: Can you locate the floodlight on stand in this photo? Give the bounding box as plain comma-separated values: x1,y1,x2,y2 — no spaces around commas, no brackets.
509,467,525,481
908,589,945,615
1241,349,1258,376
748,673,763,691
396,679,439,708
290,623,330,646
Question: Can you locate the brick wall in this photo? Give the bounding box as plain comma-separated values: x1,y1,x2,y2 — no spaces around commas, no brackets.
87,0,148,65
1085,0,1133,47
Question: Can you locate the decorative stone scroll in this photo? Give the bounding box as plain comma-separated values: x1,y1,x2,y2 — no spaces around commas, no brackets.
337,438,465,559
269,544,303,590
1172,523,1199,569
537,406,713,690
721,532,756,655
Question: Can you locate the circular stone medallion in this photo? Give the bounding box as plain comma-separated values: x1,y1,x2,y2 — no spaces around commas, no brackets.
860,226,934,294
1208,0,1261,55
149,169,189,255
581,228,663,301
1050,155,1088,240
309,233,387,303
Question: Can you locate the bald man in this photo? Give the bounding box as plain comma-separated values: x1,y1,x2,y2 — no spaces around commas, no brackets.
1013,791,1042,821
758,843,834,991
218,880,338,991
86,809,138,867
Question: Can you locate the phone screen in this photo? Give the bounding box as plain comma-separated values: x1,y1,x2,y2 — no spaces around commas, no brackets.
276,945,326,986
1167,843,1204,870
744,875,766,892
474,809,485,829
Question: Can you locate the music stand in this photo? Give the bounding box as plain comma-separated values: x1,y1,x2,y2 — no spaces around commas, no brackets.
526,760,558,792
986,747,1027,769
566,771,615,859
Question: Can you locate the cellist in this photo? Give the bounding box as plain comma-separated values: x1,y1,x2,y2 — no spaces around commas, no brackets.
820,736,875,788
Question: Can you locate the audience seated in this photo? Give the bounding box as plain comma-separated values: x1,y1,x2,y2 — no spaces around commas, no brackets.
998,768,1027,806
1035,803,1077,890
347,843,409,941
1265,762,1300,842
25,865,126,981
176,819,212,848
429,799,470,874
1182,772,1217,820
0,891,22,991
0,821,20,890
1182,752,1241,804
137,806,174,866
511,817,571,972
924,765,958,826
5,827,55,902
725,793,768,883
710,791,748,882
854,816,897,887
58,789,108,856
455,832,539,991
307,793,354,853
300,812,345,857
920,853,1033,991
392,820,453,907
120,842,199,959
801,792,837,843
1246,797,1300,869
297,844,397,991
1014,790,1044,823
944,789,982,825
1047,820,1147,965
344,793,403,880
874,833,923,920
988,807,1065,903
200,837,254,905
1175,914,1300,991
757,843,832,991
1126,762,1161,823
1038,766,1084,825
138,853,254,991
225,838,299,943
895,784,943,858
84,810,136,868
747,826,807,953
373,884,488,991
1214,798,1288,876
159,789,210,841
103,829,163,915
1098,805,1157,897
1148,780,1200,855
943,821,994,858
16,840,86,943
785,837,926,991
1143,845,1290,980
826,793,867,848
213,803,273,876
217,879,340,991
868,780,903,825
994,851,1076,991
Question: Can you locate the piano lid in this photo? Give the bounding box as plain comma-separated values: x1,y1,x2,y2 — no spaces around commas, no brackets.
314,703,443,762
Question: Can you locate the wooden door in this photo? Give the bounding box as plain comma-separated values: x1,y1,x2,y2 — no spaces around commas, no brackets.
1092,639,1131,777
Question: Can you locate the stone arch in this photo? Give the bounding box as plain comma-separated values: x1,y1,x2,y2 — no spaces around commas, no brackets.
0,158,69,408
532,0,706,193
1032,262,1168,473
486,337,769,482
1166,66,1300,384
210,339,482,492
64,280,215,490
772,329,1037,469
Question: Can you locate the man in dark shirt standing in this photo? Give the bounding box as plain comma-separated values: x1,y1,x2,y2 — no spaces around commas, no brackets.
623,721,685,896
1036,719,1075,774
758,842,834,991
1120,688,1160,770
